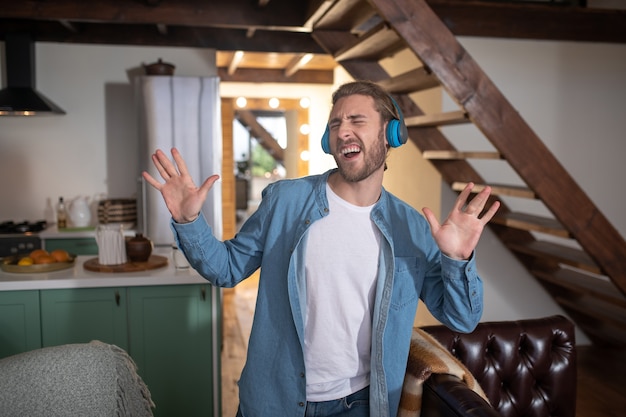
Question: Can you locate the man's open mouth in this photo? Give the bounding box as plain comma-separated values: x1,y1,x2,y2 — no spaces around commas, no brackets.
341,145,361,159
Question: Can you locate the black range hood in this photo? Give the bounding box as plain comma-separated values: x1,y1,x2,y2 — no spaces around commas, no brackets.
0,33,65,116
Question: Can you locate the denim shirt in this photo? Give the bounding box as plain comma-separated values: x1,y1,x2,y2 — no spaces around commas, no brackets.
172,169,483,417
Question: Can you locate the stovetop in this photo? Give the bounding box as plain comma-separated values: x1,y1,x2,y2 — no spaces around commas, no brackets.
0,220,48,235
0,221,46,257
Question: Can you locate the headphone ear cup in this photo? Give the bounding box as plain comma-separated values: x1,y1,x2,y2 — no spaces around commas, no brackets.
387,96,409,148
321,125,331,154
386,119,400,148
386,119,408,148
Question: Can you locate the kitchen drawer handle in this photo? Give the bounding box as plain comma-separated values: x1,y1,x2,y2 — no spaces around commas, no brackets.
115,290,120,306
201,287,206,301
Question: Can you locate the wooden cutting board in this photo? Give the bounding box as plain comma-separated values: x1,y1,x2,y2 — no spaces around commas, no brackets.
83,255,168,273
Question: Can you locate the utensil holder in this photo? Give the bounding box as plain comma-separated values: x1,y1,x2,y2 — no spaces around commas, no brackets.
96,224,127,265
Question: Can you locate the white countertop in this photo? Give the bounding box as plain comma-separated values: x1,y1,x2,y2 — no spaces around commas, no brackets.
39,225,137,239
0,248,207,291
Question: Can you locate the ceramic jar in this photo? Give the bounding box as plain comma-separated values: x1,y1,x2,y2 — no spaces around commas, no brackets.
125,233,153,262
143,58,175,75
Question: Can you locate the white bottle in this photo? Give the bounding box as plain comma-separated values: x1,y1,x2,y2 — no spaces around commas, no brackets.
44,197,55,225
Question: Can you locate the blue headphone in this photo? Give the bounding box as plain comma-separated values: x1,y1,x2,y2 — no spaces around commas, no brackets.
321,95,409,154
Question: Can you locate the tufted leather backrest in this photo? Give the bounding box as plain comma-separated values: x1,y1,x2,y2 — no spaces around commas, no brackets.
422,315,576,417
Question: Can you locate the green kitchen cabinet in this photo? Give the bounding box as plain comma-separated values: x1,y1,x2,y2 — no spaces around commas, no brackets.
43,238,99,255
40,287,128,350
0,290,41,358
1,282,220,416
128,284,221,417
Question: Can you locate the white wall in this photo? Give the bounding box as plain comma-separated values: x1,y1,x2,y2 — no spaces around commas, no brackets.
0,42,217,222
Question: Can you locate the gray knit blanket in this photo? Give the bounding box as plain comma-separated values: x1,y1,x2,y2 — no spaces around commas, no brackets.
0,340,154,417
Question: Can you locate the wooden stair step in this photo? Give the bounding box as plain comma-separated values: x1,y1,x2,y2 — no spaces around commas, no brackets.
312,0,376,32
533,267,626,308
566,312,626,346
555,296,626,331
333,21,405,62
405,110,469,128
492,212,570,238
377,67,439,94
452,182,536,199
422,150,501,160
508,240,601,275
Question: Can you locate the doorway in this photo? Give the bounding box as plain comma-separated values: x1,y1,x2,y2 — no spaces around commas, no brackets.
220,96,311,416
230,97,311,228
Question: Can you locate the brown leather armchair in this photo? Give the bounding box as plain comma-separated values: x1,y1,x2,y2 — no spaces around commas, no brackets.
420,315,577,417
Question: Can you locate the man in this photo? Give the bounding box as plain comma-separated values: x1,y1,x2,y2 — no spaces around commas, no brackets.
143,80,499,417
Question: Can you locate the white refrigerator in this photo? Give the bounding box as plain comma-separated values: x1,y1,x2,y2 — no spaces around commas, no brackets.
135,75,223,246
134,75,222,417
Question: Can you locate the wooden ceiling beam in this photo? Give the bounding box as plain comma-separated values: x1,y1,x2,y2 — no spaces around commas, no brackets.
58,19,78,33
0,0,311,32
1,0,625,53
284,53,313,77
218,67,333,84
427,0,626,43
0,20,326,53
228,51,245,75
155,24,168,35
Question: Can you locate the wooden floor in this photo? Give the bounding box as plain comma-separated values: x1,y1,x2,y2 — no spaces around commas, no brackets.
575,345,626,417
220,287,626,417
221,286,256,417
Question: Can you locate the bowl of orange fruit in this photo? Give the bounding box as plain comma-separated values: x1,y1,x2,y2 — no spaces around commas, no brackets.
1,249,76,273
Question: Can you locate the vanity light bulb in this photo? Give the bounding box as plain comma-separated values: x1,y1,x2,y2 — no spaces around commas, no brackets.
299,124,311,135
269,98,280,109
236,97,247,108
299,97,310,109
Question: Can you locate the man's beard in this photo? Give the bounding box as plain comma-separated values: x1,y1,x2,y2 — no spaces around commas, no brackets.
335,127,387,183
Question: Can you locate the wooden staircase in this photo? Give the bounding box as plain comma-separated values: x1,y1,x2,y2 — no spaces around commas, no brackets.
235,109,285,164
308,0,626,347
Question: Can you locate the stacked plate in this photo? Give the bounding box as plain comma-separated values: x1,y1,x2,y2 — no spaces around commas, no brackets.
97,198,137,227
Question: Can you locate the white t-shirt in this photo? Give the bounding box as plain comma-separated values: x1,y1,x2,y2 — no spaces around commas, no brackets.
303,183,381,401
